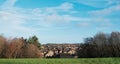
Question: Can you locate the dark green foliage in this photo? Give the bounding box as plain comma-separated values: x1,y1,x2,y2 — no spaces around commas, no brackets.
78,31,120,58
27,35,41,49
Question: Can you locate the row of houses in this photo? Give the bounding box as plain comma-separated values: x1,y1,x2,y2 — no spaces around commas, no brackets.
40,43,80,58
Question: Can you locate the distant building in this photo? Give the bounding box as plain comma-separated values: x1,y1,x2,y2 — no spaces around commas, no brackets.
41,43,80,58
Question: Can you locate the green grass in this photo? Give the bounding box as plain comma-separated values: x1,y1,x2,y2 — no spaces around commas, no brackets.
0,58,120,64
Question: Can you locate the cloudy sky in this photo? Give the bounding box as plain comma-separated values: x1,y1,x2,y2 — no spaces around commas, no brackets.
0,0,120,44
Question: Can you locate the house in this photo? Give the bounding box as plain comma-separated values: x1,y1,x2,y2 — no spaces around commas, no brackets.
41,43,80,58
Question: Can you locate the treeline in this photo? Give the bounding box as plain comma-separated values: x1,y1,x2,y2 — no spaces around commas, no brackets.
1,31,120,58
0,35,43,58
78,31,120,58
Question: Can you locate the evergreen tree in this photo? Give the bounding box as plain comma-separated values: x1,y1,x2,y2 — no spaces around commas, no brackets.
27,35,41,49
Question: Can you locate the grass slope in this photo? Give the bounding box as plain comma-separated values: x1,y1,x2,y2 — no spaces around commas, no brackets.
0,58,120,64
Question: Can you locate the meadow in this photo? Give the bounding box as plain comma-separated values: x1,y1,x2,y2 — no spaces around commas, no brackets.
0,58,120,64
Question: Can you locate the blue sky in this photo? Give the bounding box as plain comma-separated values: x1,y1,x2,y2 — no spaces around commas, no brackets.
0,0,120,44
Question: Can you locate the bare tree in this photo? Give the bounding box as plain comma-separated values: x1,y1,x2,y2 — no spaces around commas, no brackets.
5,38,25,58
23,44,43,58
0,35,7,57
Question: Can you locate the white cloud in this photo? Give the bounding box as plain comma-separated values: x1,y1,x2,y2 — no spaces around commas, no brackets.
0,0,37,37
0,0,84,37
87,3,120,29
89,4,120,17
22,2,91,27
68,0,120,8
1,0,117,39
1,0,17,9
78,22,90,27
43,2,74,14
59,2,73,11
0,11,34,33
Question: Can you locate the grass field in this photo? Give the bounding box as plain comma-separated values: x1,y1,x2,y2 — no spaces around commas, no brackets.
0,58,120,64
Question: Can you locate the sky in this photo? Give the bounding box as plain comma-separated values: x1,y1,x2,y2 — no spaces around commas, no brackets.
0,0,120,44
